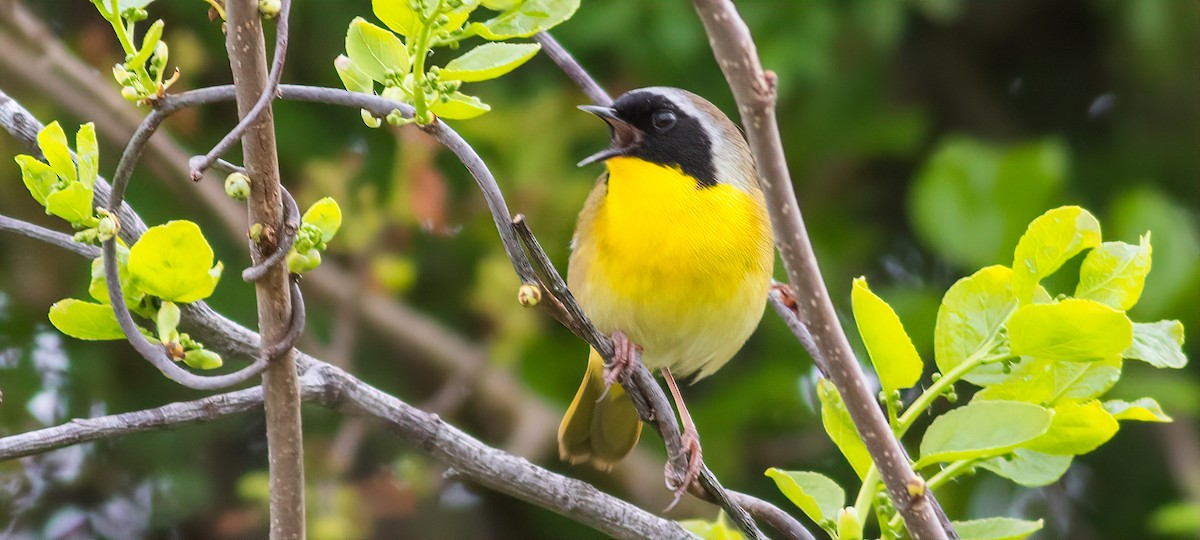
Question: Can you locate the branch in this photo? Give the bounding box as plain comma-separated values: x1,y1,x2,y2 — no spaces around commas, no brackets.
689,1,950,538
222,1,305,536
187,0,291,181
534,32,612,107
0,357,695,540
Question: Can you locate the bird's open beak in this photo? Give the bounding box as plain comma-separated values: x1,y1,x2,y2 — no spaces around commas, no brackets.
577,105,643,167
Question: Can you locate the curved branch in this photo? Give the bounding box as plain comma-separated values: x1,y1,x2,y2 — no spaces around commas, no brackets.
187,0,291,181
0,215,99,259
241,186,299,283
689,1,950,538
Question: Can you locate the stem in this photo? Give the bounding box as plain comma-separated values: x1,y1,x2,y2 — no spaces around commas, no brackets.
224,1,306,538
851,345,1000,529
886,460,976,531
411,0,443,124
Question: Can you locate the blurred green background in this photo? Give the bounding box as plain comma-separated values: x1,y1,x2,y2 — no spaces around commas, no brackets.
0,1,1196,538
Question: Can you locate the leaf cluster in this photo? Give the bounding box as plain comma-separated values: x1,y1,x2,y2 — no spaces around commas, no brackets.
766,205,1187,540
337,0,579,125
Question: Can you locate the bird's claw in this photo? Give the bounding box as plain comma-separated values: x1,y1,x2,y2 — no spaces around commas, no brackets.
597,330,638,402
663,426,702,512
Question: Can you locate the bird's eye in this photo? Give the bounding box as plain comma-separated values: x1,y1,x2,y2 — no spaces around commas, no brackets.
651,109,677,132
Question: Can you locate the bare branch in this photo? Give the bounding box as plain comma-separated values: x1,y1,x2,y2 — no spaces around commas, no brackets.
0,215,99,259
0,359,696,540
534,32,612,107
187,0,291,181
689,1,950,538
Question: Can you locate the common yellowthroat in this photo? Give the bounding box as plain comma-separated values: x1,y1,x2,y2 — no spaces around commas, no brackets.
558,87,775,479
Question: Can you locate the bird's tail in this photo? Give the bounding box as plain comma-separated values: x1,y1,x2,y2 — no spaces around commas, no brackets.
557,349,643,470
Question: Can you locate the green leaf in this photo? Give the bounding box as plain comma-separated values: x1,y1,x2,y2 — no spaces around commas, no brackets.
372,0,419,37
1150,501,1200,537
1125,320,1187,369
302,197,342,243
480,0,521,10
89,243,142,307
182,349,223,370
76,122,99,189
430,91,491,119
1007,299,1133,361
851,277,923,395
952,517,1043,540
1012,205,1101,303
334,55,375,94
441,42,540,82
346,17,410,83
1076,235,1152,310
38,121,77,183
1105,397,1172,422
917,400,1051,465
156,300,180,342
934,265,1018,385
48,299,125,341
470,0,580,39
16,155,59,206
1023,400,1118,455
678,519,745,540
978,448,1072,487
45,182,94,224
908,137,1065,269
818,379,872,479
127,220,222,303
1110,188,1200,316
764,468,844,526
975,356,1122,405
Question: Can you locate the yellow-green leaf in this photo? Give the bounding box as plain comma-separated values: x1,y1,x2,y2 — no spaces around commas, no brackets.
302,197,343,243
372,0,419,37
678,519,745,540
38,121,76,183
1007,299,1133,361
128,220,222,303
1076,235,1152,310
16,155,59,206
470,0,579,39
1012,206,1101,303
45,182,94,224
346,17,409,83
978,448,1072,487
851,277,923,395
818,379,872,479
917,400,1051,465
1023,400,1118,455
1105,397,1172,422
183,349,223,370
934,266,1019,385
952,517,1043,540
430,91,491,120
1125,320,1187,369
975,356,1121,405
441,42,540,82
334,54,375,94
76,122,99,188
764,468,844,526
48,299,125,341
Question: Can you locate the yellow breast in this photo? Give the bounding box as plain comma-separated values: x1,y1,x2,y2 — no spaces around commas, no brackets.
568,157,774,378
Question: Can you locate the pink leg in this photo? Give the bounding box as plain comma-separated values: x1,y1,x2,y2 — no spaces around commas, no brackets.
662,366,702,511
597,330,638,402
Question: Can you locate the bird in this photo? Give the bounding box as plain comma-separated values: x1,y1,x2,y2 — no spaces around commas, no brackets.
558,87,775,495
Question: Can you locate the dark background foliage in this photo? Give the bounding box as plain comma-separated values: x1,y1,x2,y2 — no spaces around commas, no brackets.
0,1,1196,538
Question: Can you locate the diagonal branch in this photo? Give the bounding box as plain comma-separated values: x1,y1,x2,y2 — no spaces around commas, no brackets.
689,1,951,538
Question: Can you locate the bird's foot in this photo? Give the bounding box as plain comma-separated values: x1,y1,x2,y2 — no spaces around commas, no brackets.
664,424,703,512
597,330,638,402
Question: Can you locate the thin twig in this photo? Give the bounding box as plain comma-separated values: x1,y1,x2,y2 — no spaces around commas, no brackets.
534,32,612,107
187,0,291,181
0,215,99,259
689,1,950,538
